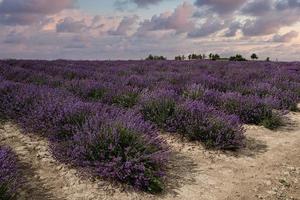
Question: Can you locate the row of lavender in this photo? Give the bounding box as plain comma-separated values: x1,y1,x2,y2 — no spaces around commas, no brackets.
1,60,299,125
0,146,22,199
0,60,299,193
0,80,169,193
0,79,244,193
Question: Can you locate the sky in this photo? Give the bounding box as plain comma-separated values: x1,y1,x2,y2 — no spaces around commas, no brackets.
0,0,299,61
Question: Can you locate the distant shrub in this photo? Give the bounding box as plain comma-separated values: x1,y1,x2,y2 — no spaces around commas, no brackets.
229,54,247,61
170,101,245,149
145,54,166,61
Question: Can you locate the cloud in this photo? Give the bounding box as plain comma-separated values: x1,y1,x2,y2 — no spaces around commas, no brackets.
0,0,75,25
137,2,195,35
131,0,164,7
3,31,26,44
224,21,241,37
272,31,299,42
64,36,89,48
115,0,164,9
56,17,87,33
276,0,300,10
194,0,247,15
241,9,300,36
109,16,138,36
188,19,224,38
241,0,273,16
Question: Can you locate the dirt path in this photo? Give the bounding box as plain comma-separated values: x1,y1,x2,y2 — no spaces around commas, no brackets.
0,111,299,200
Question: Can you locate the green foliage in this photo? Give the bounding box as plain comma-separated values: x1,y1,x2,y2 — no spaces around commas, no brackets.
0,183,14,200
85,126,164,193
261,113,283,130
29,76,47,85
141,99,176,128
145,169,164,193
58,110,91,139
182,87,205,100
87,88,106,101
65,72,77,80
112,92,139,108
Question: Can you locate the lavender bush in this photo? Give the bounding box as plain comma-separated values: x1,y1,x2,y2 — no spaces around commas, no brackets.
53,110,169,193
140,89,178,128
0,146,21,200
169,101,245,149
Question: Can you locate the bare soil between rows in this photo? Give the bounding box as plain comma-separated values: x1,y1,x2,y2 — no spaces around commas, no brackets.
0,111,299,200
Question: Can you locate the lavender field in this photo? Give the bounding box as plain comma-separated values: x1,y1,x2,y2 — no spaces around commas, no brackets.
0,59,300,199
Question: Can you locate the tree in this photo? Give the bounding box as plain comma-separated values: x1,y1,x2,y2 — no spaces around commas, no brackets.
146,54,154,60
251,53,258,60
175,56,181,60
175,55,185,61
229,54,247,61
212,54,220,61
146,54,166,60
187,53,203,60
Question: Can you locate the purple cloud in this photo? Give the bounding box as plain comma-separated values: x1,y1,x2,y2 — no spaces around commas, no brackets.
241,9,300,36
56,17,87,33
0,0,75,25
115,0,165,9
194,0,247,15
224,21,242,37
137,2,195,34
131,0,164,7
276,0,300,10
241,0,273,16
188,19,224,38
272,31,299,42
109,16,138,36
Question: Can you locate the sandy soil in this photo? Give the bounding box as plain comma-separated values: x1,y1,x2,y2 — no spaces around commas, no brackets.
0,110,299,200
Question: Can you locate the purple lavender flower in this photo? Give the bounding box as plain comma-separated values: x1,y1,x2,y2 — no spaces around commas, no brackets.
0,146,22,199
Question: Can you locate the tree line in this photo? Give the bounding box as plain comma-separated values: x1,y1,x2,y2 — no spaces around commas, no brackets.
146,53,271,61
